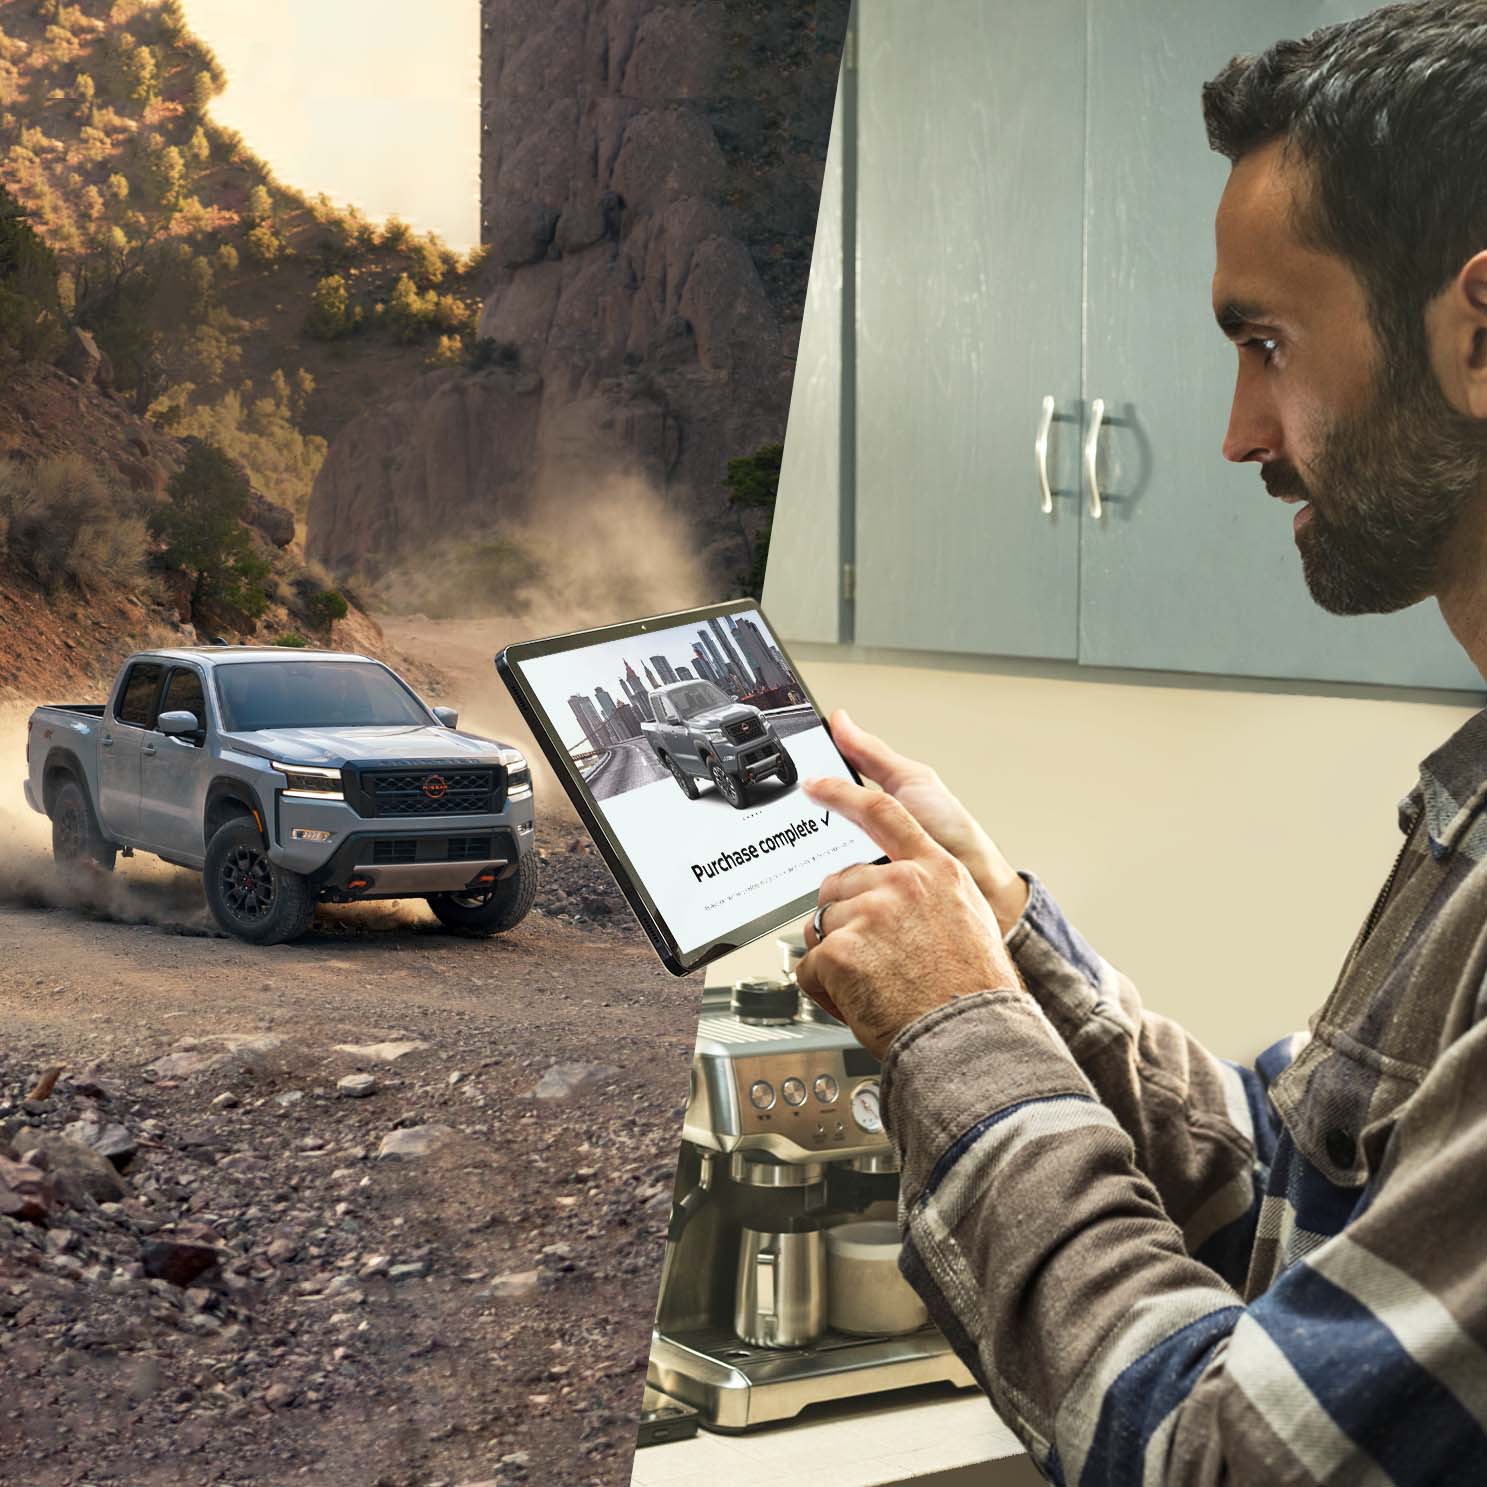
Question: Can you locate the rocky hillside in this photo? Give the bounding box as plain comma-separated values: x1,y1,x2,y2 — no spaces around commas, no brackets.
306,0,848,593
0,362,424,703
0,0,490,525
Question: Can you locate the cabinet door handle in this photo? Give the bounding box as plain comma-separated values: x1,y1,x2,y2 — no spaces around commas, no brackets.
1034,395,1055,515
1084,398,1106,520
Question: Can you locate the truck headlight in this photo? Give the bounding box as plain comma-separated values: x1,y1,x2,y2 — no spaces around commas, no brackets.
274,762,345,799
703,728,728,741
499,747,531,798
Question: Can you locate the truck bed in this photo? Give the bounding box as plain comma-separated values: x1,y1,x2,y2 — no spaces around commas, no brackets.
38,704,106,717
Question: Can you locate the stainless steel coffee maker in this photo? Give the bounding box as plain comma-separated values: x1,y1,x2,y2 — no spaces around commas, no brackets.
642,936,974,1433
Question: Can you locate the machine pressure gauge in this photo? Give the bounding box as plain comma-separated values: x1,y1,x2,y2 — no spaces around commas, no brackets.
781,1077,807,1107
850,1080,883,1134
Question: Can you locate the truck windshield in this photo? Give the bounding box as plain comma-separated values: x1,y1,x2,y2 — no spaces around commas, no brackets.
214,661,430,732
668,681,730,718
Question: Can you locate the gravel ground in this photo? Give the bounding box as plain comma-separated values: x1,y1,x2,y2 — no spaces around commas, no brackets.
0,821,700,1487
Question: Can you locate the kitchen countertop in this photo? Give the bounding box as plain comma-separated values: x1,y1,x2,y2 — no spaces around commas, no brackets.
630,1389,1042,1487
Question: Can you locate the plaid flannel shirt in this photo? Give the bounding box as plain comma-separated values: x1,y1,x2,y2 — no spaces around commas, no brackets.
882,708,1487,1486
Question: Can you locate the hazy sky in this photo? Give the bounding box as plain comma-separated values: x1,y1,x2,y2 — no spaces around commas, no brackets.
181,0,480,250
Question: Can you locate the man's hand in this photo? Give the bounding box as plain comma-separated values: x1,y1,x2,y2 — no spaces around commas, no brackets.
829,710,1029,934
796,774,1023,1059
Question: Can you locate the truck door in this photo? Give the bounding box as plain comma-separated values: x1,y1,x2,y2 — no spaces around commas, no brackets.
98,661,163,840
138,665,212,863
663,699,703,773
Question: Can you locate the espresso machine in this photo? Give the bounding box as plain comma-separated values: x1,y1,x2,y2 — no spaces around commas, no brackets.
642,935,975,1434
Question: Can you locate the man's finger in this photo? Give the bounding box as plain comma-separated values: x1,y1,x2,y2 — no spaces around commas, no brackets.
804,774,937,861
831,709,926,795
817,860,883,912
794,943,846,1023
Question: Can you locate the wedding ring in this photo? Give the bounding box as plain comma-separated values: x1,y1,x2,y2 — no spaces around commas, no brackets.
811,900,833,941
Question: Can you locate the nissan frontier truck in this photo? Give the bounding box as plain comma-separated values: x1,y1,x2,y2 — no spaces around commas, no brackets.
24,647,537,945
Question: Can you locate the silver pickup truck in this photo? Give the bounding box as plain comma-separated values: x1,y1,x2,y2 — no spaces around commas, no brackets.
641,678,797,809
24,647,537,945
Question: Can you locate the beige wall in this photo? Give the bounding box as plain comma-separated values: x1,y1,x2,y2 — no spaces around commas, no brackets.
708,651,1482,1063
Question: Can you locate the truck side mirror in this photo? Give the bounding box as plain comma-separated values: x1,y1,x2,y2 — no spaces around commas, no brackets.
158,710,201,741
432,706,459,729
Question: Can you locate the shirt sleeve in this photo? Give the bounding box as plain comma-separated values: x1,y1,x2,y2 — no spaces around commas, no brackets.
1004,873,1290,1284
881,988,1487,1486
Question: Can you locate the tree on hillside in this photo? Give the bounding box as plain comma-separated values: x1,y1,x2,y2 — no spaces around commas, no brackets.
303,274,357,340
0,185,63,364
150,439,269,619
723,442,783,599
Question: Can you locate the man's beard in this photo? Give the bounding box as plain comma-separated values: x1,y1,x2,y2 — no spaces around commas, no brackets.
1270,351,1487,616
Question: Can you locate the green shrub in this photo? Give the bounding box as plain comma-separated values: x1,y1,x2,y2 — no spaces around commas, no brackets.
3,455,149,593
379,215,412,251
145,142,184,207
303,274,357,340
274,631,308,648
216,242,238,274
116,43,158,105
307,588,349,629
243,220,281,265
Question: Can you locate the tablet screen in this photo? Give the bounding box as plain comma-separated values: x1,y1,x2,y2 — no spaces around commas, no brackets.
508,605,880,963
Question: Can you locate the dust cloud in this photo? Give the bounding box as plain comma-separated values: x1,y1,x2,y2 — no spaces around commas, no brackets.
0,703,216,933
378,474,716,813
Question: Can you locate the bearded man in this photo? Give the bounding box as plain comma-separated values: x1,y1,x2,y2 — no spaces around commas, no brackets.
797,4,1487,1482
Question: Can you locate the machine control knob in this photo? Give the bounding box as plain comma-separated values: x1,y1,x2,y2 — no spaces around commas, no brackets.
813,1074,839,1105
731,978,799,1024
782,1077,807,1107
748,1080,776,1111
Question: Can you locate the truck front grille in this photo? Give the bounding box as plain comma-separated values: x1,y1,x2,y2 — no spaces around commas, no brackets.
726,717,763,743
360,768,498,818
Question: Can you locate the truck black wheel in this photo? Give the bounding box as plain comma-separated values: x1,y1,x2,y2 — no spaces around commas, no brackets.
204,818,316,945
51,779,116,874
663,753,699,800
709,759,751,810
774,746,798,787
427,851,538,936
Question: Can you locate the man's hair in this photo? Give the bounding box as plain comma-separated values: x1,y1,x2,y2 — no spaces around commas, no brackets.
1202,0,1487,351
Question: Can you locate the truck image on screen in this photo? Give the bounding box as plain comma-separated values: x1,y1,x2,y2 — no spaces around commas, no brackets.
24,648,538,945
640,679,797,810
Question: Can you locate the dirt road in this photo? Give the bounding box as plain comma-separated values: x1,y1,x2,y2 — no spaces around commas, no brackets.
0,622,707,1487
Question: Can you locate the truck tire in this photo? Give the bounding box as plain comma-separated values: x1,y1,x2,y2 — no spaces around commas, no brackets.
427,851,538,936
774,746,798,787
51,778,116,874
662,752,700,800
203,817,316,945
709,759,752,810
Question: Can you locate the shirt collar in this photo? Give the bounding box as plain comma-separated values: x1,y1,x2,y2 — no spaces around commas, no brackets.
1399,708,1487,860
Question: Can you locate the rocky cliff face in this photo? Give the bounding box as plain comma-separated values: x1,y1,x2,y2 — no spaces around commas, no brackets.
306,0,848,588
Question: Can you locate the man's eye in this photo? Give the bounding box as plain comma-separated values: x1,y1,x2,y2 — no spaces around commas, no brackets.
1242,336,1280,365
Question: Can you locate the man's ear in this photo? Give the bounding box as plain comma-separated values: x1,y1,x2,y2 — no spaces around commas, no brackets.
1439,250,1487,420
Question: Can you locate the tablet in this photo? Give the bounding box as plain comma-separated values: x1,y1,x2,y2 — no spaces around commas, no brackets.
496,600,883,975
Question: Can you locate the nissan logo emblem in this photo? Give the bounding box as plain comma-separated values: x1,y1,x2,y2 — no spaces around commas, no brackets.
423,774,449,800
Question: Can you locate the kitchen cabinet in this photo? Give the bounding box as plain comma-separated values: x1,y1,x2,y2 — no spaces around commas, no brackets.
763,0,1484,692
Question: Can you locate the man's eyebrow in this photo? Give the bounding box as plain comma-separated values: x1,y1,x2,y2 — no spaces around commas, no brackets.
1214,299,1273,337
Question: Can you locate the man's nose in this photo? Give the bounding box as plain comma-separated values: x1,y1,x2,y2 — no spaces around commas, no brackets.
1221,363,1280,464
